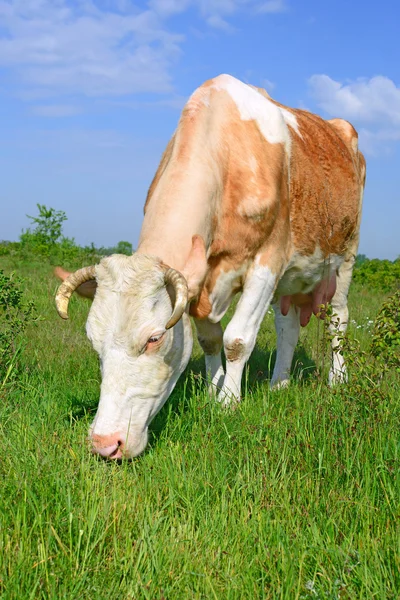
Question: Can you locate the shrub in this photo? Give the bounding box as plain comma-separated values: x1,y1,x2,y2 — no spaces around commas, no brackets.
0,241,20,257
0,270,39,386
325,290,400,411
20,204,68,257
353,258,400,291
17,204,133,265
96,240,133,256
114,240,133,255
371,289,400,373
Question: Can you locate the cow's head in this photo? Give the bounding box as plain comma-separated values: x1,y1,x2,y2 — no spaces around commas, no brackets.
55,236,207,459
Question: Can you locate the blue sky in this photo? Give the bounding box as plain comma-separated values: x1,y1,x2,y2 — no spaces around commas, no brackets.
1,0,399,259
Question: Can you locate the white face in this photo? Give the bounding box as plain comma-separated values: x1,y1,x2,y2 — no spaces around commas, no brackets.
85,255,193,459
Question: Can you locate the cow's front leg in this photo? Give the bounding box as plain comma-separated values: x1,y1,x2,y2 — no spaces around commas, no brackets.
270,303,300,388
195,319,225,393
218,262,278,405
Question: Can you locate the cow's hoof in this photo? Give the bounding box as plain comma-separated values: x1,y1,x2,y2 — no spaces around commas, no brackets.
270,378,290,390
217,388,241,407
328,369,347,385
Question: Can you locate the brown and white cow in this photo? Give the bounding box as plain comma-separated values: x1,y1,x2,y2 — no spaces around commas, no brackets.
55,74,366,459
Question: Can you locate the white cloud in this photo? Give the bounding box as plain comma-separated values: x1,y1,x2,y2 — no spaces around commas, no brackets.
150,0,287,26
308,74,400,154
0,0,182,98
257,0,287,14
105,94,189,111
309,74,400,124
149,0,192,17
201,0,287,25
0,0,288,102
31,104,82,117
206,13,235,31
358,127,400,157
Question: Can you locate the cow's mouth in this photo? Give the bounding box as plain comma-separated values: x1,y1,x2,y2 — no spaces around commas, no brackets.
94,441,124,460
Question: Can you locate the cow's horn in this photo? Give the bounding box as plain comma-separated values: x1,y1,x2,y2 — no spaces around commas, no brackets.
55,265,96,320
164,268,188,329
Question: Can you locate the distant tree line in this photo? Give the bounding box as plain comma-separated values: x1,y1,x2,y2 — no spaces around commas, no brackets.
353,254,400,292
0,204,399,290
0,204,133,267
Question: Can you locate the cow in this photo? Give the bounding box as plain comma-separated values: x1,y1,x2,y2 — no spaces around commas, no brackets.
55,74,366,460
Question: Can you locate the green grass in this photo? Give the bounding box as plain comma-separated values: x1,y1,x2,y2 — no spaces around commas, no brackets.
0,256,399,599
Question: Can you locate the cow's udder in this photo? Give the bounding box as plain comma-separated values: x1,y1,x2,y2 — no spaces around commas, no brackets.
279,273,337,327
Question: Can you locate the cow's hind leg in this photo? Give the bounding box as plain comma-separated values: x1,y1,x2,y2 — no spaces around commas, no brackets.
195,319,225,393
218,262,278,405
329,256,355,384
270,303,300,389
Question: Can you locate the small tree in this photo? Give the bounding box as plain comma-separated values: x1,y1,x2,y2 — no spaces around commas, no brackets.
355,253,368,267
115,241,133,255
20,204,67,256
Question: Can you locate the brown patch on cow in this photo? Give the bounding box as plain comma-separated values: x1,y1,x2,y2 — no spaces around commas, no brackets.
225,338,245,362
190,286,212,319
257,158,291,275
158,84,296,312
202,95,291,279
269,104,366,258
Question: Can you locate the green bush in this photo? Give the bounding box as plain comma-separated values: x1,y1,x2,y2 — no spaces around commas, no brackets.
113,240,133,255
17,204,133,265
371,290,400,373
20,204,68,257
0,270,39,386
0,241,20,257
353,258,400,291
325,290,400,408
18,204,96,265
96,240,133,256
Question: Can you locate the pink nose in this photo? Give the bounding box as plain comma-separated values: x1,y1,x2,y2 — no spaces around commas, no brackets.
91,433,125,459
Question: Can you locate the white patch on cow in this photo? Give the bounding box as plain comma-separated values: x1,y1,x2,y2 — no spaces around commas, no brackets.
218,258,278,403
270,303,300,388
280,107,302,138
277,247,342,296
212,74,292,150
208,263,249,323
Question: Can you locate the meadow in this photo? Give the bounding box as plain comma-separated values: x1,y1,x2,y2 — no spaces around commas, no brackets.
0,251,399,599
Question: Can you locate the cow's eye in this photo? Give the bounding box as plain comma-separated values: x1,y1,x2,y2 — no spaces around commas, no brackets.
147,332,164,346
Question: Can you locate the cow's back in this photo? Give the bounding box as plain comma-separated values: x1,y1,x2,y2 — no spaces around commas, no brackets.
142,75,365,319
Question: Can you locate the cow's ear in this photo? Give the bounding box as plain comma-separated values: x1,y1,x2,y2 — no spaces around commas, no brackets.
54,266,97,300
182,235,208,301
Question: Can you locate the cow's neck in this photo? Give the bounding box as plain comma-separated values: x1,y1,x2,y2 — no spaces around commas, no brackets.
137,150,215,272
